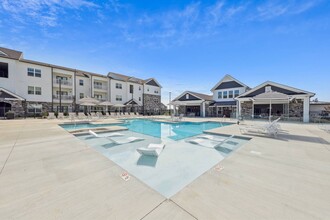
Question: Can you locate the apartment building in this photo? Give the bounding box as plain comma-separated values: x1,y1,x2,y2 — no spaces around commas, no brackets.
0,47,162,117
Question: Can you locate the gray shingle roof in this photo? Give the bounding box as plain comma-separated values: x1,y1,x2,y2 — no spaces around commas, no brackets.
0,47,23,60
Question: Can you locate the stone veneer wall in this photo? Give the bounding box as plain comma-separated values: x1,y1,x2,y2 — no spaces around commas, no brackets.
240,101,253,117
178,106,186,115
289,99,303,121
143,94,161,115
2,100,52,117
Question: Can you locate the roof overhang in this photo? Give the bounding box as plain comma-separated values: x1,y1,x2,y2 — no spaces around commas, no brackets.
0,88,25,101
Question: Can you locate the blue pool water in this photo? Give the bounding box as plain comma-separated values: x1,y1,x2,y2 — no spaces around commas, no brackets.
60,119,230,140
60,119,249,198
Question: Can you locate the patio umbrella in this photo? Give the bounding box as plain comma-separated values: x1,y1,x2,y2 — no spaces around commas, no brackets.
114,103,126,113
253,91,289,122
99,101,113,112
80,102,96,114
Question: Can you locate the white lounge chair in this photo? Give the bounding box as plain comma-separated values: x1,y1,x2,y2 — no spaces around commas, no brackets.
78,112,87,120
89,130,144,144
186,135,234,148
48,112,55,119
239,118,281,137
58,112,64,119
89,130,124,138
136,143,165,157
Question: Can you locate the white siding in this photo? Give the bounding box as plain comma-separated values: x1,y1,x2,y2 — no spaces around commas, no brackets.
144,84,161,96
0,57,52,102
76,76,91,100
110,79,127,103
127,82,144,105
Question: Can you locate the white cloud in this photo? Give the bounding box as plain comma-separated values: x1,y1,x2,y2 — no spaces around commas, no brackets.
1,0,98,27
255,0,321,20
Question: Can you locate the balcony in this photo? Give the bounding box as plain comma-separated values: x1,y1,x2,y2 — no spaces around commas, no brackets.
93,84,107,90
53,79,73,87
95,97,107,102
53,95,73,100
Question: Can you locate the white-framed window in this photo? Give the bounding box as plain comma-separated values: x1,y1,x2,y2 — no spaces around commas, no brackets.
116,83,122,89
223,91,228,99
27,68,34,77
234,90,239,97
139,97,141,101
229,91,233,98
116,95,122,101
265,86,272,93
28,106,42,114
155,90,159,94
139,86,141,91
35,69,41,77
186,94,189,99
94,94,102,99
35,87,42,95
57,76,68,81
79,93,84,99
28,86,34,94
218,91,222,99
79,79,84,86
27,68,41,77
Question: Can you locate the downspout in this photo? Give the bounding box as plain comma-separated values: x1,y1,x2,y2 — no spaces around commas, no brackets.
51,67,53,112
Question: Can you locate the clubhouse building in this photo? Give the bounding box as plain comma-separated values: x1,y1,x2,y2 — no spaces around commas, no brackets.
0,47,162,117
171,75,316,123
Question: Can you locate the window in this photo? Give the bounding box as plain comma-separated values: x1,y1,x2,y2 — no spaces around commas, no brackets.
223,91,228,99
27,68,41,77
116,83,122,89
139,86,141,91
35,87,42,95
0,62,8,78
80,93,84,99
28,106,42,114
234,90,239,97
28,68,34,77
116,95,122,101
229,91,233,98
147,88,149,92
186,94,189,99
129,85,134,94
94,94,102,99
28,86,34,94
79,79,84,86
35,69,41,77
139,97,141,101
265,86,272,93
154,90,159,94
218,91,222,99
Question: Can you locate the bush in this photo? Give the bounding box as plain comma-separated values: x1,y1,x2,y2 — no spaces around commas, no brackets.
5,111,15,119
42,111,49,119
64,111,69,116
54,111,58,118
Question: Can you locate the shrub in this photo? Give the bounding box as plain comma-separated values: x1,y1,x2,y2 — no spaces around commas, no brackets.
5,111,15,119
54,111,58,118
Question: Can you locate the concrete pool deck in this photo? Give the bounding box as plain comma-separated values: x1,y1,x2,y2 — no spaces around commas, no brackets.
0,117,330,219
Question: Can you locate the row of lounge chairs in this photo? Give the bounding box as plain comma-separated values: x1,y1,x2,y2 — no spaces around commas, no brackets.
88,130,165,156
48,112,143,120
319,124,330,133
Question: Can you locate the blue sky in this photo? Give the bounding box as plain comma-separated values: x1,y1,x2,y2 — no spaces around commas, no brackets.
1,0,330,104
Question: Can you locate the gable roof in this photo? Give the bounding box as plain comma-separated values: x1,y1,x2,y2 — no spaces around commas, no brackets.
0,88,25,100
211,74,249,91
237,81,315,98
144,78,162,88
174,91,212,102
0,47,23,60
108,72,145,84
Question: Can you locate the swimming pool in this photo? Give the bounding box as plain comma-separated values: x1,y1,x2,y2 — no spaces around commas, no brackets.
60,119,230,140
61,119,249,198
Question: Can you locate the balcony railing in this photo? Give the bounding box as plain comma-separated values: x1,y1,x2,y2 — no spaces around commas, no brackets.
94,84,107,90
95,97,107,101
53,79,73,86
53,95,73,100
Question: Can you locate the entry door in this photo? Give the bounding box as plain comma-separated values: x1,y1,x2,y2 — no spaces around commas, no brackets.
0,102,11,117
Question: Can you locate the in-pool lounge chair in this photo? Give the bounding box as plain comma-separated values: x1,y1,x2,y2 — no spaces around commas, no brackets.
89,130,144,144
89,130,124,138
136,143,166,157
187,135,234,148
